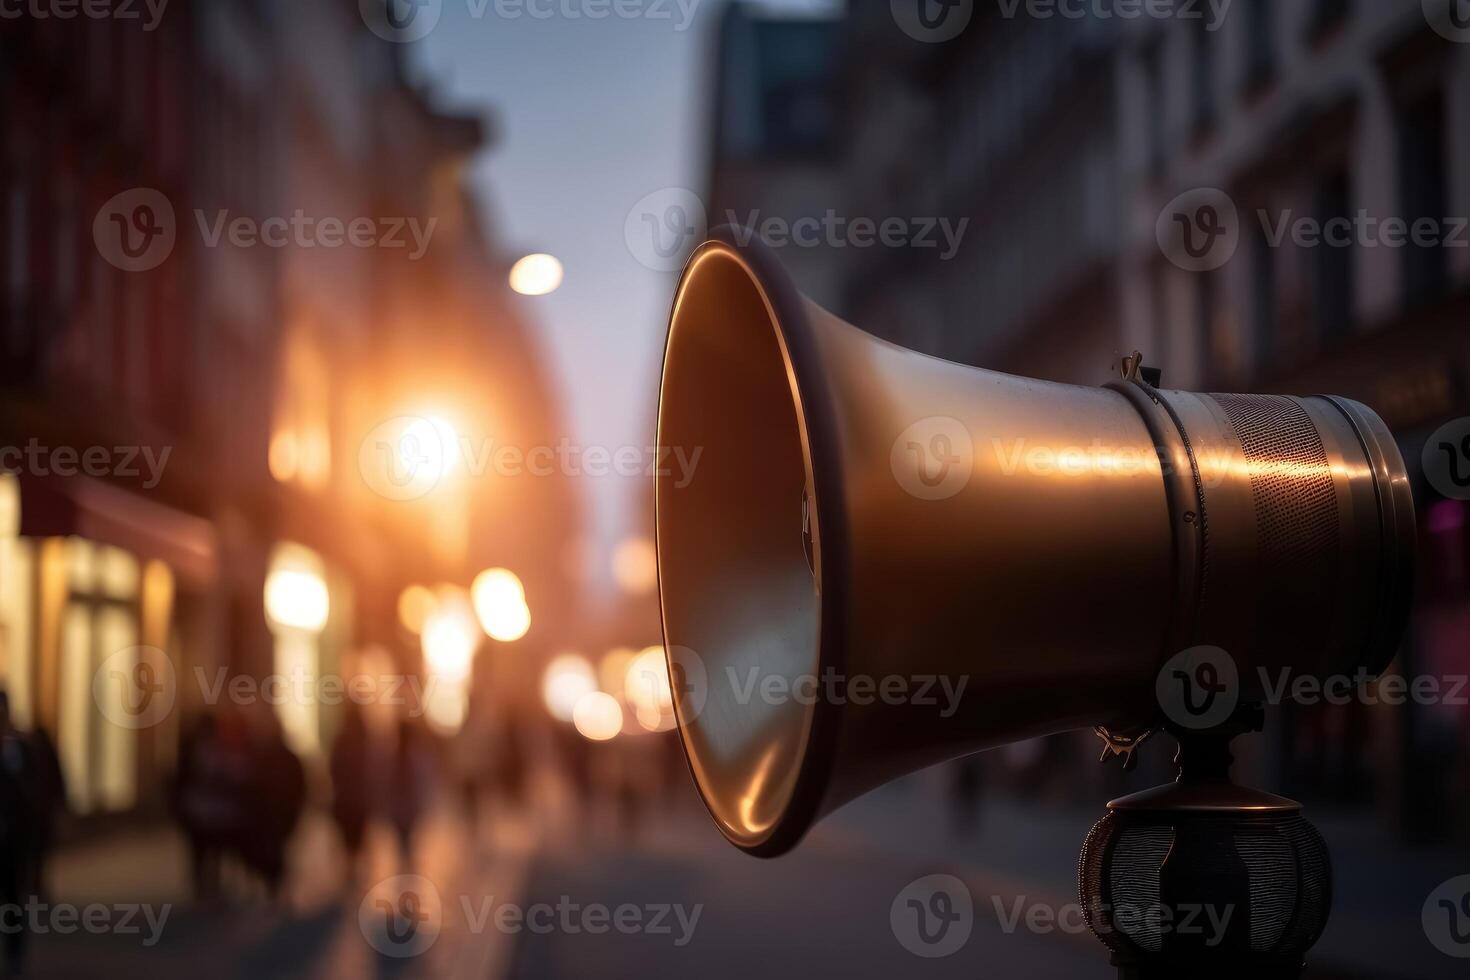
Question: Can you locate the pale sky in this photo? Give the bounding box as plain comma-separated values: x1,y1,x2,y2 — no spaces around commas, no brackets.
414,0,840,598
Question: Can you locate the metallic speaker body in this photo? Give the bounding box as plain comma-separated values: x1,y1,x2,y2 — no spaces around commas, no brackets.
655,229,1415,856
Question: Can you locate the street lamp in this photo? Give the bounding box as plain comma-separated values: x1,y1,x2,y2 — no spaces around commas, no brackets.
508,253,564,296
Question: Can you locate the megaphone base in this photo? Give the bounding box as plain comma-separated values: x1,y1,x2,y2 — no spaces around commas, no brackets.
1081,711,1331,979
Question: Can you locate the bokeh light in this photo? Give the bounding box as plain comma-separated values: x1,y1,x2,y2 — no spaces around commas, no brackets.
472,567,532,642
625,644,676,732
397,583,436,635
572,691,622,741
610,536,658,595
508,253,564,296
542,652,596,722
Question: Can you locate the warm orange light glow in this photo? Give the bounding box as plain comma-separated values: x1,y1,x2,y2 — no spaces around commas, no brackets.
542,653,596,722
397,584,436,635
472,567,531,642
268,430,299,483
611,537,658,595
572,691,622,741
599,647,636,697
625,645,676,732
422,594,478,683
264,544,330,633
509,253,564,296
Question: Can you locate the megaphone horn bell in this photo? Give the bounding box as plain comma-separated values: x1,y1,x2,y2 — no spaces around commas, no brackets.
655,228,1414,857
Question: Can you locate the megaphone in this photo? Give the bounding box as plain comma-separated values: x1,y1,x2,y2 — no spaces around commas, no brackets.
655,228,1415,859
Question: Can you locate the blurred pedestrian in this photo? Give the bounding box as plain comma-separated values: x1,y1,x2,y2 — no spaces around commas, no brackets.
172,711,250,900
240,716,305,905
330,703,373,886
948,755,985,837
493,707,527,811
0,691,38,975
26,724,65,900
388,718,436,868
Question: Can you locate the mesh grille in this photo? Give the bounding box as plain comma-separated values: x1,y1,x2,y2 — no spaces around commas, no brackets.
1212,394,1340,656
1080,810,1331,961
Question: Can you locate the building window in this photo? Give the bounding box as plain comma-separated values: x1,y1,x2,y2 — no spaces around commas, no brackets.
1251,223,1277,372
1312,167,1354,342
1398,88,1448,309
1243,0,1277,96
1196,270,1217,384
1142,38,1166,176
56,539,144,814
1304,0,1351,46
1191,21,1217,139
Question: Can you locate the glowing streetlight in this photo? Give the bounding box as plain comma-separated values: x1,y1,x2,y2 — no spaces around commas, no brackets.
472,567,531,642
263,546,330,633
397,583,436,635
542,653,596,722
625,645,676,732
509,253,564,296
572,691,622,741
422,593,478,683
611,537,658,595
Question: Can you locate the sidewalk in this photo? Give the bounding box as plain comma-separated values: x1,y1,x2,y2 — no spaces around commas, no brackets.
505,798,1108,980
825,779,1470,980
20,800,543,980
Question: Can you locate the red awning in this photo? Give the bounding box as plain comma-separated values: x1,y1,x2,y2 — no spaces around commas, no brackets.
18,476,218,587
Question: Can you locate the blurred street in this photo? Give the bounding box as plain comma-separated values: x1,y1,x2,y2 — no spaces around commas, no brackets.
5,1,1470,978
16,758,1470,980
